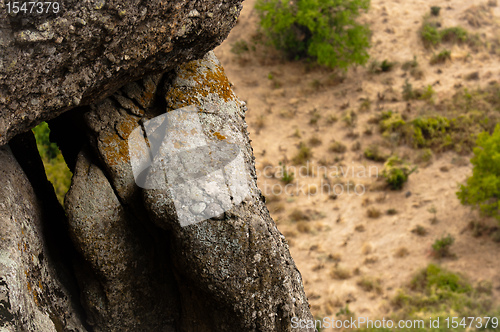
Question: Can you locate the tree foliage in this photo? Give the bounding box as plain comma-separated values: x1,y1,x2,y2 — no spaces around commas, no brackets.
32,122,72,205
255,0,371,69
457,124,500,220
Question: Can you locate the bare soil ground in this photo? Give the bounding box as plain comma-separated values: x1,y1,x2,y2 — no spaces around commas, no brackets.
215,0,500,325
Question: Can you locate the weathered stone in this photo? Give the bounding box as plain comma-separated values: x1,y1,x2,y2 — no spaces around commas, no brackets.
56,52,314,331
143,52,314,331
65,150,180,331
0,0,243,145
0,145,86,331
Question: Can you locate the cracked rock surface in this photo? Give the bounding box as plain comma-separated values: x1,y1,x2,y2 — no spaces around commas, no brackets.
0,1,314,329
56,52,314,331
0,0,243,145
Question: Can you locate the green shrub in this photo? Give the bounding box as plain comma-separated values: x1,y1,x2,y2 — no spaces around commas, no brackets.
329,141,347,153
410,264,470,294
382,156,416,190
420,15,469,48
364,144,387,162
420,20,441,47
441,26,468,43
419,84,435,102
429,49,451,64
230,40,250,55
402,79,415,100
457,124,500,221
414,148,433,164
255,0,371,70
369,59,395,73
412,116,450,148
32,122,72,205
430,6,441,16
342,110,357,127
359,264,498,331
380,111,406,136
292,142,313,164
431,234,455,258
280,163,295,184
401,55,418,71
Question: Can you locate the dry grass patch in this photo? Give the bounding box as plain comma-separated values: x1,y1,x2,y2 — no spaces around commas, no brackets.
289,209,309,222
367,207,382,218
331,265,352,280
395,246,410,258
357,276,383,294
412,224,428,236
329,141,347,153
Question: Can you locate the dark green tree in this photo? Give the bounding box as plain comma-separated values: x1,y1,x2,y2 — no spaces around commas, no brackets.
255,0,371,69
457,124,500,220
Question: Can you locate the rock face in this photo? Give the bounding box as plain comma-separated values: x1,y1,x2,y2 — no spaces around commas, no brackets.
0,145,87,331
57,52,314,331
0,1,315,330
0,0,243,145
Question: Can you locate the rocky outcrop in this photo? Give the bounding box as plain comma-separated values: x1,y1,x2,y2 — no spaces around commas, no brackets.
55,52,314,331
0,0,243,145
0,144,87,331
0,1,314,330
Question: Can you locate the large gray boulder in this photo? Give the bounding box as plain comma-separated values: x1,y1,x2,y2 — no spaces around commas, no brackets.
0,0,242,145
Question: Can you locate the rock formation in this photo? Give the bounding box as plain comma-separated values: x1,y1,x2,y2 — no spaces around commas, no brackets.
0,1,314,331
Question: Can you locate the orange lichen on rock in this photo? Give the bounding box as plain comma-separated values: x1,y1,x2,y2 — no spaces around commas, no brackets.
99,133,131,167
165,58,236,110
212,132,226,140
99,116,138,167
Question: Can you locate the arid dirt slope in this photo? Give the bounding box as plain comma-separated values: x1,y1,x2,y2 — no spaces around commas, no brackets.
215,0,500,323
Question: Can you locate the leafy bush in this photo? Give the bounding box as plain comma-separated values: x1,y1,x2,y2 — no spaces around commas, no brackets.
418,84,435,102
402,79,415,100
382,156,416,190
230,40,250,55
32,122,72,205
441,26,468,43
364,144,387,162
430,6,441,16
412,116,450,148
360,264,499,331
457,124,500,221
292,142,313,164
421,21,441,47
329,141,347,153
368,59,395,73
420,15,469,48
255,0,371,69
429,49,451,64
401,56,418,71
431,234,455,258
280,163,295,184
380,110,406,136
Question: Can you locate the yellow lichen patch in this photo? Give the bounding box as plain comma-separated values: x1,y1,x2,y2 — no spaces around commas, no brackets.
99,116,138,167
165,59,236,110
212,132,226,140
99,132,131,167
